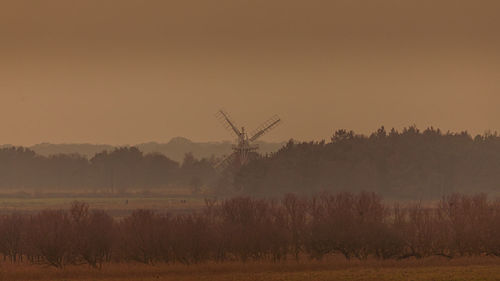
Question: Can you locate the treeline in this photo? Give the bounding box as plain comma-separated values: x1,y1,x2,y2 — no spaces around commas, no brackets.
237,126,500,198
4,126,500,198
1,192,500,268
0,147,215,191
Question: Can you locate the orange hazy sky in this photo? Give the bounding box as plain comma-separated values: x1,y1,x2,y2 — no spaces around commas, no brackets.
1,0,499,145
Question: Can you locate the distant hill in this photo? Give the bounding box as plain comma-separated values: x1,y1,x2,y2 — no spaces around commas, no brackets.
29,143,115,158
22,138,286,162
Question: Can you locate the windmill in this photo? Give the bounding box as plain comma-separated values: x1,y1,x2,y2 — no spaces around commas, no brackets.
215,109,281,171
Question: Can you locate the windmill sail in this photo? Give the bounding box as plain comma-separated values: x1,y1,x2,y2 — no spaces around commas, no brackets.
215,109,241,137
214,152,238,171
249,115,281,142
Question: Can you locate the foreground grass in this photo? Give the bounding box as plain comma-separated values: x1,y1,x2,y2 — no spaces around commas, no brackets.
1,257,500,281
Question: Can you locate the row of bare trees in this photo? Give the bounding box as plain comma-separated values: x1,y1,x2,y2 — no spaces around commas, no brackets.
1,192,500,268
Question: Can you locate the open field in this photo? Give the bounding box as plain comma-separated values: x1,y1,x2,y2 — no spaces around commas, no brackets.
0,190,205,217
1,257,500,281
0,190,448,217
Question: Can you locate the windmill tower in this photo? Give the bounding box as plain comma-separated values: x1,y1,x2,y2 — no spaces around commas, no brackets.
215,109,281,171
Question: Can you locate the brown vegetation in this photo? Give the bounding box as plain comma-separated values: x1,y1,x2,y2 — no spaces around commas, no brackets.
0,192,500,270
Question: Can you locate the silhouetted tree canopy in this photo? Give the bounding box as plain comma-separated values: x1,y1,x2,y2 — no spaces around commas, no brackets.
236,126,500,199
2,126,500,199
0,146,213,191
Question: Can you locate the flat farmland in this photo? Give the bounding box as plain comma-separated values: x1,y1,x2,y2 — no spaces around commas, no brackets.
0,190,205,217
1,257,500,281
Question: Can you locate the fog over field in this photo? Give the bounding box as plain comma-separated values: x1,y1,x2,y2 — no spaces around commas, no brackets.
1,0,499,280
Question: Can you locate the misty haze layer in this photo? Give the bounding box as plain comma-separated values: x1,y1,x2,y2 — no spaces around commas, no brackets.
1,137,284,162
2,127,500,200
0,0,499,145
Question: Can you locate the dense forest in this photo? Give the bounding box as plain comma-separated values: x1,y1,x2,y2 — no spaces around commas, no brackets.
2,126,500,199
236,126,500,199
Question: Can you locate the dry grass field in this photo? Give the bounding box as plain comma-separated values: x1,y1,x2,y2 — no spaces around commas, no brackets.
0,189,205,217
1,257,500,281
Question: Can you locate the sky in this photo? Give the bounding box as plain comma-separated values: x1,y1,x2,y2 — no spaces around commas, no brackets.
1,0,499,146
